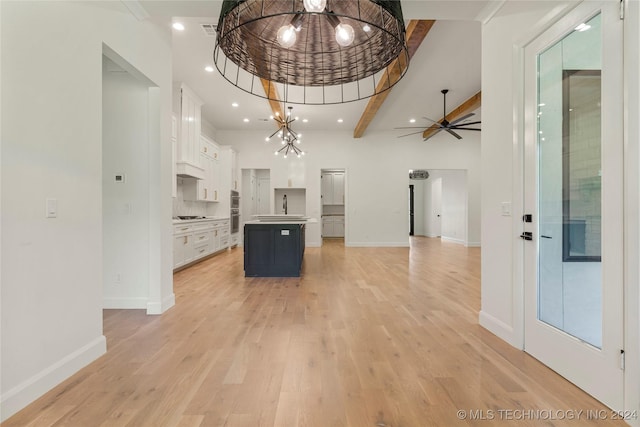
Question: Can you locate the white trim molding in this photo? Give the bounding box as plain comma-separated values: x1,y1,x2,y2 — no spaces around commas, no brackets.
0,336,106,422
146,293,175,315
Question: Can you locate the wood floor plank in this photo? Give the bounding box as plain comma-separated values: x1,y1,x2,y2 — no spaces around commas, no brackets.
2,238,628,426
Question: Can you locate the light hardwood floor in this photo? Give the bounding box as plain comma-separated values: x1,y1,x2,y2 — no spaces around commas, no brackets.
4,237,627,426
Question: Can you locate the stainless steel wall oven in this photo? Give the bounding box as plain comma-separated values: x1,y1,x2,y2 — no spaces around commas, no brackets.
230,190,240,234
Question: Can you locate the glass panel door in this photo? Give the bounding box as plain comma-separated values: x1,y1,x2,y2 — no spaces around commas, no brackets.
523,2,623,410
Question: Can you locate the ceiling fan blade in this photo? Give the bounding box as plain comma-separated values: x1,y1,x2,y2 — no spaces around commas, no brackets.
422,116,446,128
445,129,463,139
448,113,475,126
450,121,481,128
397,130,428,138
451,127,481,131
423,127,444,141
394,126,433,129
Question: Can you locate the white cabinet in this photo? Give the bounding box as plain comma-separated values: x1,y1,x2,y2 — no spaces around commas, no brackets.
175,83,205,180
322,216,345,237
321,172,345,205
173,224,195,269
231,149,238,191
184,136,220,202
173,219,230,270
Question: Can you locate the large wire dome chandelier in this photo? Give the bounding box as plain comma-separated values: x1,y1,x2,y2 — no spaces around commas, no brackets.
214,0,409,105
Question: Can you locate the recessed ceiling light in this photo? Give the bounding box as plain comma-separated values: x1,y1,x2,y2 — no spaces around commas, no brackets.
409,118,416,123
205,66,214,73
302,119,308,123
232,102,239,107
243,118,250,123
337,118,344,123
172,22,185,31
363,24,371,32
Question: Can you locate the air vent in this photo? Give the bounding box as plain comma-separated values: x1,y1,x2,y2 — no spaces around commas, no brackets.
409,170,429,180
201,24,217,37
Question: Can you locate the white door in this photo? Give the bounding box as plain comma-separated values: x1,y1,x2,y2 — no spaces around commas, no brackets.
523,2,623,410
257,177,270,214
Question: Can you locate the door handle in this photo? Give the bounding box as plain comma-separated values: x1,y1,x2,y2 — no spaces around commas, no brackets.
540,235,552,239
520,232,533,241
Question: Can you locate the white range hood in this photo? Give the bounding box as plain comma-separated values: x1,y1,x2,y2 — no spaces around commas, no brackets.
176,161,204,180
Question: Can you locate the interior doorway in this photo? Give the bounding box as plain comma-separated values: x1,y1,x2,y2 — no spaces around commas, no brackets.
321,169,346,241
408,169,466,244
102,49,159,311
241,168,271,221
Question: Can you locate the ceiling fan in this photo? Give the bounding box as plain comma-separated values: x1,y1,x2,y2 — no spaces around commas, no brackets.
395,89,481,141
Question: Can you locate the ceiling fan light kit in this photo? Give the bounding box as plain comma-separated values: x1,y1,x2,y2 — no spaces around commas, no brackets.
214,0,410,104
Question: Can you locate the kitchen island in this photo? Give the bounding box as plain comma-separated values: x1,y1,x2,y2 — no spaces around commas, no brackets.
244,218,316,277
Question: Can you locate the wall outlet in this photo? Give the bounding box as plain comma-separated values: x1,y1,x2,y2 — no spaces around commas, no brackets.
115,273,122,283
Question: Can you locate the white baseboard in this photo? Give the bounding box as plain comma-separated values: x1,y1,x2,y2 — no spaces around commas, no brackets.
147,293,175,315
103,297,148,309
346,242,410,248
479,310,521,349
441,236,465,245
466,241,481,247
0,336,106,422
306,242,321,248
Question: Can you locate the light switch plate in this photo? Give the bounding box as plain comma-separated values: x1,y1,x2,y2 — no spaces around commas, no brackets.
46,198,57,218
501,202,512,216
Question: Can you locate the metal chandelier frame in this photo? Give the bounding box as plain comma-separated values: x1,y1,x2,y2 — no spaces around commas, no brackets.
214,0,409,105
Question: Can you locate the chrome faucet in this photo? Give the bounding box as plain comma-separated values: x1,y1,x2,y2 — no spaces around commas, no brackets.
283,194,288,215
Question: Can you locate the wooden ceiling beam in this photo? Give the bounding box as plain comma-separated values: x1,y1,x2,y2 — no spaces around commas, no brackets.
422,91,482,140
353,20,436,139
260,78,284,121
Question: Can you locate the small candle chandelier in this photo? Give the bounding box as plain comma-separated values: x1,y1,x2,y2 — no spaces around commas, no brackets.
214,0,409,105
266,106,305,158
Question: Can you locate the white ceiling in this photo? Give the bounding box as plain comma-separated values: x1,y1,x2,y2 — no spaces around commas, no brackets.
140,0,492,137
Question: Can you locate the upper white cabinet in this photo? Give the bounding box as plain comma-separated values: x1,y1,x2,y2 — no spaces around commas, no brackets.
184,135,220,202
321,172,344,205
231,149,238,191
175,83,205,180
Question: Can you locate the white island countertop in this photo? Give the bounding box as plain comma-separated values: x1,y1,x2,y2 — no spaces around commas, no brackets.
245,217,318,225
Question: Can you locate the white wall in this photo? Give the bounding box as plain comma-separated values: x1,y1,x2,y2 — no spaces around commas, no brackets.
479,3,569,347
1,1,174,420
102,57,152,309
217,129,481,248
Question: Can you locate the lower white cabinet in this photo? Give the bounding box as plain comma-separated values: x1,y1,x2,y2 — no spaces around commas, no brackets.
173,219,230,270
322,216,344,238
